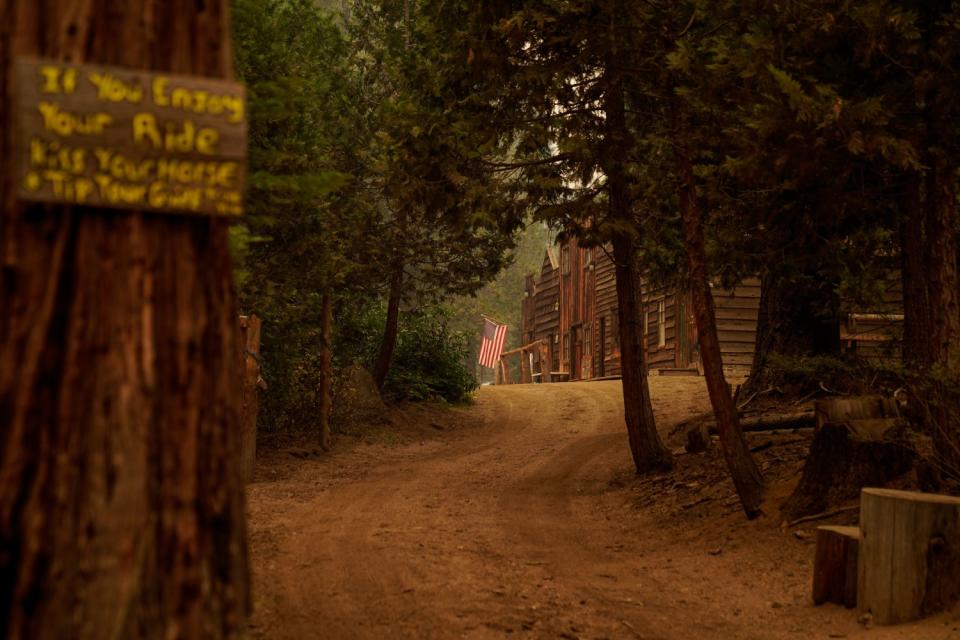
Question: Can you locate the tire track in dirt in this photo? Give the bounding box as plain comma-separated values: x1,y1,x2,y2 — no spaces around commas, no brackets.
247,379,960,640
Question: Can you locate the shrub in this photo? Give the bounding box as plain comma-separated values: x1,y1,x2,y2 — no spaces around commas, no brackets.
382,307,477,403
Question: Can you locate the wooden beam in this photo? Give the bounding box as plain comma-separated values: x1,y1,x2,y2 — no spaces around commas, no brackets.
849,313,904,322
499,339,546,358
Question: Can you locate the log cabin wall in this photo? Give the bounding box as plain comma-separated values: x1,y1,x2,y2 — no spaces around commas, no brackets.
642,287,682,371
521,249,908,381
713,277,762,372
557,239,598,380
520,243,764,380
581,247,596,379
593,246,621,376
531,248,561,372
521,274,536,344
558,240,585,378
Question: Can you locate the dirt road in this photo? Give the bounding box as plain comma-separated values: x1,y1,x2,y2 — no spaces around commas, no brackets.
247,379,958,639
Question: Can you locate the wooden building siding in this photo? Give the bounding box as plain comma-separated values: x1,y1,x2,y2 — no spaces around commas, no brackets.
593,245,620,377
643,289,679,371
520,242,762,381
713,278,762,370
519,248,562,375
519,245,909,383
558,240,594,379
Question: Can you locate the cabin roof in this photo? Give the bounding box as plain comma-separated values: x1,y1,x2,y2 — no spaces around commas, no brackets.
545,247,558,271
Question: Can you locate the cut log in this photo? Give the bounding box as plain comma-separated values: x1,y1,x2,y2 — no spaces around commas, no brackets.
858,488,960,625
686,411,815,443
782,398,914,520
657,367,700,377
740,412,815,432
685,423,710,454
814,396,900,431
813,525,859,608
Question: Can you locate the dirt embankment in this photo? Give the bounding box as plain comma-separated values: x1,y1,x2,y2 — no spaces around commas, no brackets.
247,378,959,640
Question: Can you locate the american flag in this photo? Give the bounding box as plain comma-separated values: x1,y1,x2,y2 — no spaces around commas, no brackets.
478,318,508,368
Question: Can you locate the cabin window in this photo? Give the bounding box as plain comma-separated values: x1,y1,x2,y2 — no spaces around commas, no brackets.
584,327,591,355
657,299,666,348
561,246,571,274
643,303,649,338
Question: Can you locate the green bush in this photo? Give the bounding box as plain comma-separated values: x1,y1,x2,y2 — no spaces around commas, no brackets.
383,308,477,403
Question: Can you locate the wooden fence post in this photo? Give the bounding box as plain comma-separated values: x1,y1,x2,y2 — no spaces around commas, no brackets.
537,342,548,382
520,348,532,384
239,314,262,484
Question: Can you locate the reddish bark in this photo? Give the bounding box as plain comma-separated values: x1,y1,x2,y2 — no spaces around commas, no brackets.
611,235,672,472
898,174,932,370
0,1,249,637
372,262,403,391
318,287,333,450
677,152,764,518
923,152,960,371
604,50,671,473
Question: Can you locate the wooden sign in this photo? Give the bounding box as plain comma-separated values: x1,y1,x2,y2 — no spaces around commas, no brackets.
13,58,247,216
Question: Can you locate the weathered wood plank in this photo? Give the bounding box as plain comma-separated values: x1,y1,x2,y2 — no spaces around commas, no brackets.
858,488,960,625
814,525,860,608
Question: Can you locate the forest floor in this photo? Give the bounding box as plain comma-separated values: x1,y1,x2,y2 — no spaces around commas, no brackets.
246,378,959,639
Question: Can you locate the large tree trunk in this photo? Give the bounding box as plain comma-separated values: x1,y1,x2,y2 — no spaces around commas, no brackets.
921,140,960,478
0,2,249,638
318,287,333,450
372,262,403,391
902,6,960,481
611,235,672,472
899,173,932,370
604,44,671,473
923,152,960,371
677,152,764,518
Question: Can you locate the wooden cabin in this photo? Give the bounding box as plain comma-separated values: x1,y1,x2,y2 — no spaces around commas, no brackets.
639,279,761,375
520,238,762,381
519,236,903,383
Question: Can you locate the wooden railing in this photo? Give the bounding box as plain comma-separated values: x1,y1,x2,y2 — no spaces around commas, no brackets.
495,339,552,385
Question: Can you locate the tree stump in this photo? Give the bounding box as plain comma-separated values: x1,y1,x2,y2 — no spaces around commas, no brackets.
813,525,859,608
782,397,914,520
685,422,711,453
858,488,960,625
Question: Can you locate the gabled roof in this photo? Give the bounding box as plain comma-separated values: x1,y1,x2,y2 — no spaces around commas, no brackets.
545,247,558,271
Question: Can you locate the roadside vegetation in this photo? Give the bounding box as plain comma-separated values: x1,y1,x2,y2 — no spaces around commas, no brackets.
233,0,960,503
